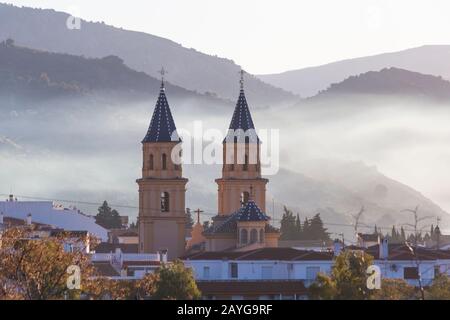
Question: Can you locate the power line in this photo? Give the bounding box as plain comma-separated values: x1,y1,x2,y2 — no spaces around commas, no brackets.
0,193,429,234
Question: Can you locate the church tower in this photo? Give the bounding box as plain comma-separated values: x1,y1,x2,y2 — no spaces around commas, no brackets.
137,70,188,260
216,70,268,216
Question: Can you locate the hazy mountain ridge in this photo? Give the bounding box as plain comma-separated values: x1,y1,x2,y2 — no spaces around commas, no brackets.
314,67,450,100
258,45,450,97
0,3,297,107
0,41,233,113
0,5,448,236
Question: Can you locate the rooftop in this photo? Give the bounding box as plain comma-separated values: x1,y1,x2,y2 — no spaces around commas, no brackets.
142,84,180,143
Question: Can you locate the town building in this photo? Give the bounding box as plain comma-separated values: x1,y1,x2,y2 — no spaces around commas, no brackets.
0,194,107,240
137,75,188,260
201,72,280,252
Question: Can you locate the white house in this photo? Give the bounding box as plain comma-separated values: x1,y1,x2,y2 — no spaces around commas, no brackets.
181,240,450,299
0,195,108,240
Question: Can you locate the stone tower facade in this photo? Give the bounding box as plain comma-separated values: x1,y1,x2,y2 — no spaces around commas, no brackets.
216,71,268,216
137,79,188,260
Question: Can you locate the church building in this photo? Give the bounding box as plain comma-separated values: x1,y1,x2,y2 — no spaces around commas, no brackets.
204,71,280,251
137,72,188,260
138,70,279,260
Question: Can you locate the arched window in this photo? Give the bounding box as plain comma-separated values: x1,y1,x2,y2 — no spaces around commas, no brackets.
161,192,169,212
243,154,249,171
240,229,248,244
240,192,250,206
149,154,154,170
162,154,167,170
250,229,258,243
259,229,264,243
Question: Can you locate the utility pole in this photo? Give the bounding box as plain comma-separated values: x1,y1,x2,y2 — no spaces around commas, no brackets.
339,233,345,249
272,198,275,222
352,206,365,241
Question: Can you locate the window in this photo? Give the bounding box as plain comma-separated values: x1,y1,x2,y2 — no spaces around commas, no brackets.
240,229,248,244
243,155,249,171
230,263,238,279
162,153,167,170
203,266,210,279
404,267,419,280
259,229,264,243
161,192,169,212
240,192,250,206
250,229,258,243
306,267,320,280
149,154,154,170
435,266,441,278
63,243,73,253
261,266,273,279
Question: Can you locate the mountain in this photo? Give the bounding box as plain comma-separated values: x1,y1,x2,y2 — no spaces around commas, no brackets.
0,40,232,113
0,33,448,239
313,67,450,101
0,3,297,107
258,45,450,97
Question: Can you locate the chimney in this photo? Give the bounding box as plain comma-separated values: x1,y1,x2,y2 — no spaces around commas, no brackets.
159,249,168,263
26,213,32,225
435,226,441,250
333,239,343,257
0,212,3,224
379,237,389,260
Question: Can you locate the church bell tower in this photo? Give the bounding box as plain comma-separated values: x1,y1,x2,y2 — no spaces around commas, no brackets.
137,69,188,260
216,70,268,216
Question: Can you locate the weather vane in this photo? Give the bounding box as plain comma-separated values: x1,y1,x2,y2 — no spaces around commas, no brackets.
159,67,167,88
239,69,245,90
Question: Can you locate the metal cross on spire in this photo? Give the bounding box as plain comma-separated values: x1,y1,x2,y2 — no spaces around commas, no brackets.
239,69,245,90
159,67,167,89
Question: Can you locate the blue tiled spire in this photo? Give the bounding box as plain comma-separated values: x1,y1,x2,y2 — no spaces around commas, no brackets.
235,200,270,222
224,70,259,143
142,78,180,143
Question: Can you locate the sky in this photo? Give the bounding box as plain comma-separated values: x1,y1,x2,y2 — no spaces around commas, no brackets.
5,0,450,74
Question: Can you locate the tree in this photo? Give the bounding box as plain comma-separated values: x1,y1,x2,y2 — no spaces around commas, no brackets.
426,274,450,300
95,201,123,229
185,208,194,229
280,207,297,240
308,213,330,241
0,228,95,300
302,217,311,240
84,277,139,300
371,279,417,300
138,260,201,300
400,227,406,242
5,38,14,47
309,251,374,300
295,214,302,239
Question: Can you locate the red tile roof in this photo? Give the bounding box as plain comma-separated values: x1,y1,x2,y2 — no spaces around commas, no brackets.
366,244,450,261
182,247,334,261
94,243,138,254
122,261,161,267
92,262,119,277
197,280,307,296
